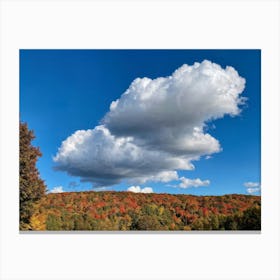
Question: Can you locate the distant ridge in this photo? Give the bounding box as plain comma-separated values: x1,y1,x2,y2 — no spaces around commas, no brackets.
27,191,261,231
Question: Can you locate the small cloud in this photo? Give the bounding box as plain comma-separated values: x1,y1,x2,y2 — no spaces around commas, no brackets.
246,187,261,194
49,186,64,193
178,177,210,189
127,186,153,193
244,182,261,195
141,187,154,193
244,182,260,188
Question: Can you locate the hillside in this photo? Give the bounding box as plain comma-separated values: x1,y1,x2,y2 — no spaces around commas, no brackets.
29,191,261,231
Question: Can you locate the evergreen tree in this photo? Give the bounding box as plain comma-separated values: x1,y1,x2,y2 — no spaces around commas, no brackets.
20,122,46,230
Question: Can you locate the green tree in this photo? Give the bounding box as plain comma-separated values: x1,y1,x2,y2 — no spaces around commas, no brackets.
209,214,219,230
239,206,261,230
20,122,46,230
224,215,239,230
46,214,62,230
136,215,162,230
191,218,204,230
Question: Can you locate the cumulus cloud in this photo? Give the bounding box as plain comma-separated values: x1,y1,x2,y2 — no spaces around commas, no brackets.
127,186,153,193
244,182,260,188
246,187,261,194
49,186,64,193
54,126,184,186
178,177,210,189
103,60,245,154
54,60,246,187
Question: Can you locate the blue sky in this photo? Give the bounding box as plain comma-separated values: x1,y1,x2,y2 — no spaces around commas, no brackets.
20,50,260,195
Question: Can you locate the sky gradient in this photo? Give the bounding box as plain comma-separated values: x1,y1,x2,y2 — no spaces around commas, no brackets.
20,50,261,195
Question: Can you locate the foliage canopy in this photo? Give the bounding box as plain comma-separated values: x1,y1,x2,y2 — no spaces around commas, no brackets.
29,191,261,231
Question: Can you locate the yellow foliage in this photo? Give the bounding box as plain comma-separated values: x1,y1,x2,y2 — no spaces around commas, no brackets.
183,225,191,231
30,213,46,230
159,206,165,216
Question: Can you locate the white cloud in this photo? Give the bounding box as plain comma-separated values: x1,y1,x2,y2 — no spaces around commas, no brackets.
103,60,245,155
54,60,246,187
54,126,188,186
244,182,260,188
246,187,261,194
49,186,64,193
178,177,210,189
244,182,261,195
131,171,179,184
127,186,153,193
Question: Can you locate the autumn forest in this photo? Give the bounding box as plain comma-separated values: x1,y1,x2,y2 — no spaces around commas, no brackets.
20,122,261,231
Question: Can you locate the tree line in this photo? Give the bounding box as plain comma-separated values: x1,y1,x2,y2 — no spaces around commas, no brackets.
29,191,260,231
